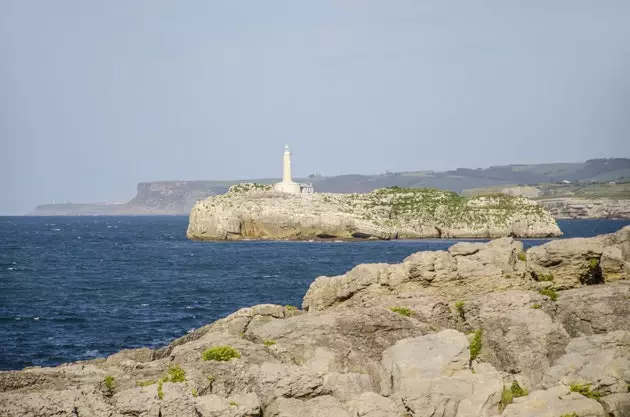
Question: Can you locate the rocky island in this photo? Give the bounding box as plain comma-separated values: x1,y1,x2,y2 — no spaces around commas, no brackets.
2,226,630,416
187,184,562,241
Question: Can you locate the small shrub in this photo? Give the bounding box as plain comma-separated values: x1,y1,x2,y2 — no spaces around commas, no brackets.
588,258,599,269
469,329,482,361
389,306,412,317
167,366,186,383
510,381,528,397
137,379,156,387
499,388,513,412
517,252,526,262
538,273,554,282
207,375,215,383
202,346,241,361
229,401,238,407
157,378,164,400
104,375,115,395
263,339,276,347
455,301,465,319
531,303,542,309
559,413,579,417
538,288,558,301
504,273,512,279
192,388,198,397
569,383,601,400
285,305,298,312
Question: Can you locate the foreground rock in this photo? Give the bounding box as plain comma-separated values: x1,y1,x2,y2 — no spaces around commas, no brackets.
2,227,630,417
187,185,562,240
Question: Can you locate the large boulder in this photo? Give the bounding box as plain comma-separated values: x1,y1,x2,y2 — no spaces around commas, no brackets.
381,330,503,417
540,331,630,395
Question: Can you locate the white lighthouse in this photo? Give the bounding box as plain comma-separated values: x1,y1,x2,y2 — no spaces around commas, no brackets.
273,145,314,195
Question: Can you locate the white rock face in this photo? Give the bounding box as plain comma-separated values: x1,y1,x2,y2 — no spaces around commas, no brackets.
187,186,562,240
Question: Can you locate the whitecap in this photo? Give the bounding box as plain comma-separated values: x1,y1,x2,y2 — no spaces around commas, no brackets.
7,267,15,271
14,317,20,320
52,228,61,232
187,328,195,334
84,350,99,357
33,317,40,321
185,306,194,309
140,303,149,307
263,275,271,278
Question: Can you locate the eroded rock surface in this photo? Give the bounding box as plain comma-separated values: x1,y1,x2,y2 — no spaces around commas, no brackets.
2,226,630,416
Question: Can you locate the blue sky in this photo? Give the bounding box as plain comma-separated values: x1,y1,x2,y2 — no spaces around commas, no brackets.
1,1,629,214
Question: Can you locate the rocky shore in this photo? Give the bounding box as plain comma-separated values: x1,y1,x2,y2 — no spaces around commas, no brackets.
540,198,630,219
2,226,630,416
187,185,562,240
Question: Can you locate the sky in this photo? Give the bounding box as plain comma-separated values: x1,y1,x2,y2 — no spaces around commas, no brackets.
1,1,629,214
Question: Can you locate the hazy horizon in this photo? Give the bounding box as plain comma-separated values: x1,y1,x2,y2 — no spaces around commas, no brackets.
2,1,630,214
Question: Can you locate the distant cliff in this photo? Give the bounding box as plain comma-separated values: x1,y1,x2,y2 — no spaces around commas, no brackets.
29,158,630,216
187,185,562,240
30,181,225,216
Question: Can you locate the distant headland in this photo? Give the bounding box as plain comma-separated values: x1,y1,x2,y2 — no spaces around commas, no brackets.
29,156,630,219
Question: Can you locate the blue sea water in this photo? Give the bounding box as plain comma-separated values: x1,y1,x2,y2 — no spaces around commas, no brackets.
0,216,629,371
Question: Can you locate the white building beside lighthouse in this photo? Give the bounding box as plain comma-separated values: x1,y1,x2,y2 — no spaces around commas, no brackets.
273,145,314,195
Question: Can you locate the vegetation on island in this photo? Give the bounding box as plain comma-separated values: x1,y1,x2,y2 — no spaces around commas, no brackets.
455,301,466,320
330,186,549,229
103,376,115,396
569,383,601,400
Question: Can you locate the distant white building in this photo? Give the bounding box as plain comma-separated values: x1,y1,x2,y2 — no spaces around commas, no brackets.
273,145,314,195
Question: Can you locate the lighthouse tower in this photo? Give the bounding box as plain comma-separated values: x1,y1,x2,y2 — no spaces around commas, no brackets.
273,145,303,194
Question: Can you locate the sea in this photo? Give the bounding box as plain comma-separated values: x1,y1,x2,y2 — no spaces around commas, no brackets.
1,216,629,371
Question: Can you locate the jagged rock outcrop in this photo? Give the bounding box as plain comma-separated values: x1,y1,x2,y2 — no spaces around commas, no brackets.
187,185,562,240
2,227,630,416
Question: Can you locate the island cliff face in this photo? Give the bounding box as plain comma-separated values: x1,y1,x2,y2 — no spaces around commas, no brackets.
2,227,630,417
186,185,562,240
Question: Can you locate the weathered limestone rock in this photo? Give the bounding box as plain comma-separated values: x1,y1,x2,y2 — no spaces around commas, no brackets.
345,392,401,417
502,385,606,417
187,187,562,241
600,393,630,417
551,282,630,337
540,331,630,395
381,330,503,417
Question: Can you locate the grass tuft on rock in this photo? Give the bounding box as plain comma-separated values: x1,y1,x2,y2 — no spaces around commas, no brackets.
469,329,482,361
499,388,513,412
510,381,528,397
559,414,579,417
167,366,186,383
285,305,298,312
263,339,276,347
157,378,164,400
569,383,601,400
192,388,198,397
538,273,554,282
104,376,115,396
389,306,412,317
538,288,558,301
202,346,241,361
229,401,238,407
531,303,542,309
517,252,526,262
455,301,465,320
